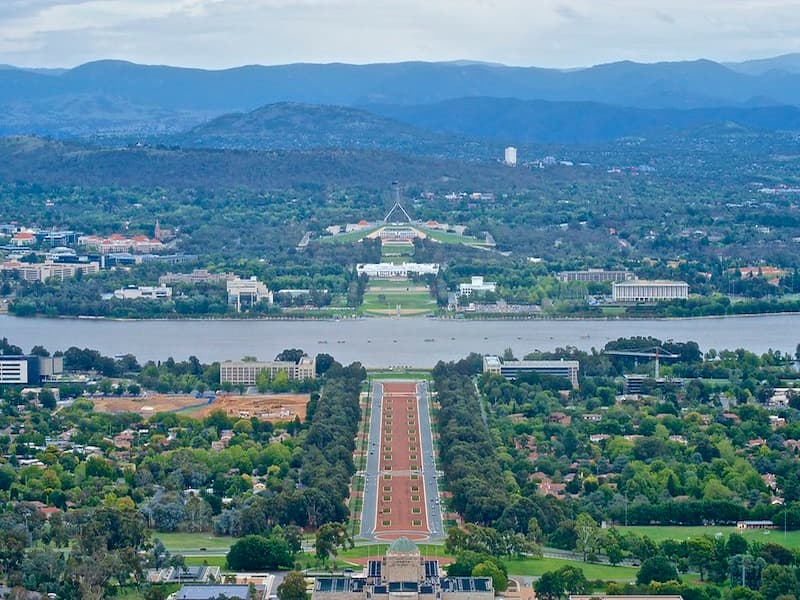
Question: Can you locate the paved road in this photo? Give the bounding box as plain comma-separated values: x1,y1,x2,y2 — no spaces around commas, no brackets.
359,380,443,541
359,381,383,539
417,381,444,540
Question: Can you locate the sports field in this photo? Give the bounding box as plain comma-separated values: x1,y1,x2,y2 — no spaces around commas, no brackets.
618,525,800,548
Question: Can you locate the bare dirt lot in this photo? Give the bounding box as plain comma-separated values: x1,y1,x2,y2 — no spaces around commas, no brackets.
91,394,209,415
91,393,309,423
187,393,309,422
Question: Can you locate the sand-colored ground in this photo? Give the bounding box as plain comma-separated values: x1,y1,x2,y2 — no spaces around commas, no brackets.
91,394,209,415
187,393,309,422
91,393,309,422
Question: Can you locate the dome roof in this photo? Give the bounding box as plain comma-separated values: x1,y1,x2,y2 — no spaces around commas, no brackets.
387,537,419,554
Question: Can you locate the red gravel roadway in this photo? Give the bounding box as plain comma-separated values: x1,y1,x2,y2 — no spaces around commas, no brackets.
372,381,431,541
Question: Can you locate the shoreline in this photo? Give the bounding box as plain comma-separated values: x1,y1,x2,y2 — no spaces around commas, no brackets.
2,310,800,323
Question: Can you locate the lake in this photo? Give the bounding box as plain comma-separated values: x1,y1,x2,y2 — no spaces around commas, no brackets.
1,314,798,367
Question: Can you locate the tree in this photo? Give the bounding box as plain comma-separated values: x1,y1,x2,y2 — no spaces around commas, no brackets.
227,535,292,571
277,571,307,600
534,566,588,600
759,564,798,600
276,349,305,363
687,537,714,581
573,513,600,561
473,561,508,592
637,555,680,585
315,522,353,565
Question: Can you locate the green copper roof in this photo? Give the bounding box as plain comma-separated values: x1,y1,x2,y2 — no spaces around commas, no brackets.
387,537,419,553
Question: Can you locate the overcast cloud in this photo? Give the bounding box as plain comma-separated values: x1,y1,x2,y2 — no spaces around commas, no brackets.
1,0,799,68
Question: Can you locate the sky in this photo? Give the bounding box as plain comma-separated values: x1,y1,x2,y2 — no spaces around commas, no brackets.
0,0,799,69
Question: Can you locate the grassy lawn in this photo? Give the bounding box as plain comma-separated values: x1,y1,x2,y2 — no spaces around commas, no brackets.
341,543,449,559
618,525,800,548
361,288,437,316
320,227,381,244
417,227,490,246
504,557,638,580
185,555,227,568
600,306,627,316
155,532,237,553
368,371,431,381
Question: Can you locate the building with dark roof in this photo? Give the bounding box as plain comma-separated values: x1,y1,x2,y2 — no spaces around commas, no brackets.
313,537,493,600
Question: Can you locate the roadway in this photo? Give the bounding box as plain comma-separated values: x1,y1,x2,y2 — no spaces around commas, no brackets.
359,381,384,540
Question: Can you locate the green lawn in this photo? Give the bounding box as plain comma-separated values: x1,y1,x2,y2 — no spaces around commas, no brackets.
320,226,381,244
618,525,800,548
417,227,490,246
504,557,638,580
341,544,448,559
155,532,237,553
185,555,227,568
368,371,431,381
361,289,437,315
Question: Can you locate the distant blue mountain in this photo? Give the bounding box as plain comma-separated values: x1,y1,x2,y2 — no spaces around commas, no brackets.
2,58,800,141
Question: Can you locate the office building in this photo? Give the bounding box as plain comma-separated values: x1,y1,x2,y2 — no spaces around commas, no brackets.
227,277,273,312
159,269,235,285
0,260,100,283
504,146,517,166
356,263,440,278
557,269,632,283
483,355,580,388
113,285,173,300
612,280,689,302
0,356,63,385
220,356,316,385
313,538,493,600
458,276,497,297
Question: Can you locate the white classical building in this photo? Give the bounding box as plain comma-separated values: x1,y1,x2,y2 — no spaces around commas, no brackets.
227,277,273,311
612,280,689,302
458,276,497,297
113,285,173,300
356,263,440,278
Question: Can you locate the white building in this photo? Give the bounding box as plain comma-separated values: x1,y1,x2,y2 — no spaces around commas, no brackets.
113,285,173,300
458,276,497,297
220,356,316,385
356,263,440,278
483,355,580,389
0,260,100,283
612,280,689,302
504,146,517,166
227,277,273,312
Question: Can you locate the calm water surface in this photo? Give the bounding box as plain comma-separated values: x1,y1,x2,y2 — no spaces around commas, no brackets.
1,314,798,367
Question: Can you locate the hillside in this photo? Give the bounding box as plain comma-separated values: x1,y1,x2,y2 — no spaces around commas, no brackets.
365,98,800,143
2,58,800,140
177,102,460,154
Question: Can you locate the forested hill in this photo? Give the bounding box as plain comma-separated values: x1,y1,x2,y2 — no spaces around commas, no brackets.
177,102,461,153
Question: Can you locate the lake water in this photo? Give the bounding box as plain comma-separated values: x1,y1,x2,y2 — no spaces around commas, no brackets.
1,314,799,367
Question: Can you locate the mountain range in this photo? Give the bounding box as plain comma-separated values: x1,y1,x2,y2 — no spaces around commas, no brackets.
2,56,800,147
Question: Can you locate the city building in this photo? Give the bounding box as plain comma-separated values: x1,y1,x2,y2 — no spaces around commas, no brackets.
504,146,517,166
220,356,316,385
736,520,774,530
78,233,165,254
483,355,580,388
159,269,235,285
0,259,100,283
356,263,440,278
0,356,64,385
458,276,497,297
172,584,267,600
113,285,173,300
557,269,633,283
312,537,493,600
612,280,689,302
227,277,273,312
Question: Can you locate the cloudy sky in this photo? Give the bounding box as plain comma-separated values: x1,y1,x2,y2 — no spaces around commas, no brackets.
1,0,798,69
